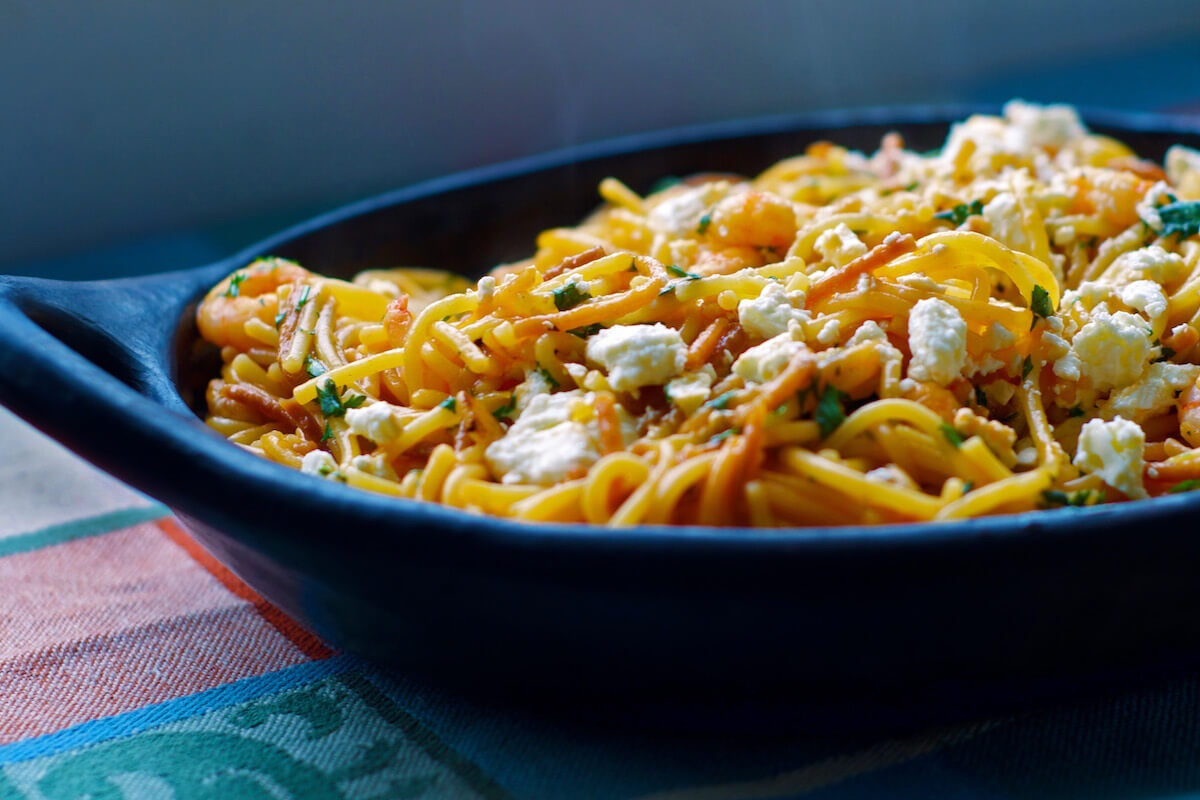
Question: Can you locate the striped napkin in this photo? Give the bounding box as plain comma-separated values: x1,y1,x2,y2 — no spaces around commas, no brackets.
4,403,1200,799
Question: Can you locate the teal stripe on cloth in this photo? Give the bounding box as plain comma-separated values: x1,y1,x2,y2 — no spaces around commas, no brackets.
0,657,513,800
0,505,168,559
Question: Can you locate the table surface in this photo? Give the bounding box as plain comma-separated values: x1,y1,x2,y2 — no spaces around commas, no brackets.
7,405,1200,799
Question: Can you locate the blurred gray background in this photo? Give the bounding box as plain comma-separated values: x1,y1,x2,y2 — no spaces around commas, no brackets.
3,0,1200,279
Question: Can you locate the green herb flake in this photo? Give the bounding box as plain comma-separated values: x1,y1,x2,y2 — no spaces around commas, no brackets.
315,379,344,417
1067,405,1084,418
535,366,560,390
1022,355,1034,380
274,311,286,329
567,323,604,339
974,385,987,407
1168,479,1200,494
304,355,327,379
933,199,984,226
706,391,737,410
492,396,516,421
296,284,313,308
962,481,974,493
1030,284,1054,328
697,213,712,236
343,394,366,410
1157,345,1177,362
666,264,701,280
1040,488,1103,508
223,272,246,298
815,385,847,438
438,396,457,412
552,282,592,311
321,423,334,443
939,423,964,448
1157,200,1200,239
708,427,740,445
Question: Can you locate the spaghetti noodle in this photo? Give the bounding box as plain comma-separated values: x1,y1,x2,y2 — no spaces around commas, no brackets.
197,101,1200,526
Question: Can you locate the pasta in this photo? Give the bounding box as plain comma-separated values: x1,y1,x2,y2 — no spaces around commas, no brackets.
196,101,1200,527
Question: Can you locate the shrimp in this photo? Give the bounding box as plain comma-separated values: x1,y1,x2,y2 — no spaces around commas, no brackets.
1068,167,1153,230
197,258,310,350
1177,376,1200,447
706,190,798,250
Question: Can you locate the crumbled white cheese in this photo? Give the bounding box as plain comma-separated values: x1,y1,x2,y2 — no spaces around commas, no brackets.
816,318,841,345
1136,181,1174,232
476,275,496,300
351,453,396,479
485,391,632,485
1060,280,1113,313
646,183,730,236
1101,362,1200,422
514,367,554,412
1118,280,1168,325
906,297,968,385
665,365,716,415
814,223,868,267
1054,308,1153,391
1106,245,1186,286
847,320,888,346
864,465,916,489
897,273,941,292
983,321,1015,350
1053,225,1076,247
301,450,338,478
1003,100,1088,150
733,333,808,384
345,402,403,445
982,192,1029,251
1073,416,1147,499
737,282,810,339
585,323,686,392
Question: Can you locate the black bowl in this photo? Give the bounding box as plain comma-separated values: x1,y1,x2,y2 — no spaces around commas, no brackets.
6,106,1200,714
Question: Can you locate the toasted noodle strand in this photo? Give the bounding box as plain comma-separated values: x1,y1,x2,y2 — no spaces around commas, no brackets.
196,101,1200,526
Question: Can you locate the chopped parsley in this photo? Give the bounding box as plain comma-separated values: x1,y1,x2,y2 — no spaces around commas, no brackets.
223,272,246,298
933,199,983,226
1157,200,1200,239
1067,405,1085,418
274,311,286,329
974,385,987,407
491,395,516,421
708,428,739,445
315,379,365,418
1030,284,1054,329
706,391,737,410
438,396,457,412
535,365,560,390
567,323,605,339
666,264,701,280
1040,488,1103,508
939,423,964,448
552,282,591,311
962,481,974,493
1022,355,1034,380
304,354,326,379
1157,345,1177,362
296,284,312,308
321,423,334,443
1168,479,1200,494
697,213,712,235
815,385,847,438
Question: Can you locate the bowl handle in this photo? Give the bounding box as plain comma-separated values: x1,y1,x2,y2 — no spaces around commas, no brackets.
0,265,229,417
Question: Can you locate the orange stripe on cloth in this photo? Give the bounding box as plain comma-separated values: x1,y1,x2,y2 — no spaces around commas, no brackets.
157,518,333,661
0,522,312,742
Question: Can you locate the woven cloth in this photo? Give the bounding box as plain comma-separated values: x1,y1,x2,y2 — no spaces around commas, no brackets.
6,404,1200,799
